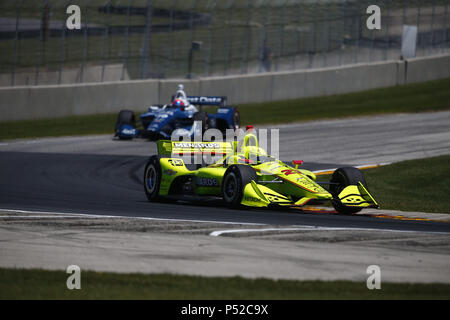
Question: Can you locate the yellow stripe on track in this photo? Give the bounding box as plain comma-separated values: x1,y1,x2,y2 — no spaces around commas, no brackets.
314,163,391,176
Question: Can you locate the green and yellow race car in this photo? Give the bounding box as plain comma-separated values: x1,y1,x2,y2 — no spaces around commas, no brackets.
144,131,379,213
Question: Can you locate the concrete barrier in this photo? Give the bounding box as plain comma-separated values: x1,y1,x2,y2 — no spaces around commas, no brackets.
1,53,449,122
199,73,273,105
159,79,200,103
303,61,400,98
405,54,450,84
0,80,159,121
270,70,306,101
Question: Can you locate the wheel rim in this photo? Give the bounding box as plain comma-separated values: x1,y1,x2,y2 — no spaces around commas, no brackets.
145,165,157,194
223,173,237,202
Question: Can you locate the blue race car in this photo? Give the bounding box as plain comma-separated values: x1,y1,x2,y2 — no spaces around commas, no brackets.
114,84,240,140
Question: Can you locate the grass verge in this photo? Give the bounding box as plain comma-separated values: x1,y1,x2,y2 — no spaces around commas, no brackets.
319,155,450,214
0,113,118,141
1,268,450,300
363,155,450,214
238,77,450,125
1,78,449,141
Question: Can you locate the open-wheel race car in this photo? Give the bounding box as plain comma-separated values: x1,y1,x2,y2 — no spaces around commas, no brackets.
143,129,379,213
115,84,240,140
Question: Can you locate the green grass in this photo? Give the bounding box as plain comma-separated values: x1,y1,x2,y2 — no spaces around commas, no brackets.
1,78,449,141
1,268,450,300
319,155,450,214
0,113,118,141
363,155,450,214
237,77,450,125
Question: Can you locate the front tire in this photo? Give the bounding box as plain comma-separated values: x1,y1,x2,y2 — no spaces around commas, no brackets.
330,167,367,214
115,110,136,139
222,165,257,208
116,109,135,126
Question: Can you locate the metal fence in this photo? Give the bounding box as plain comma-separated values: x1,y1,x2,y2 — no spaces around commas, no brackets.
0,0,448,86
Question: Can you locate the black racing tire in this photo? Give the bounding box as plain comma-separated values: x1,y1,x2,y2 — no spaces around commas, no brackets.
115,110,136,138
330,167,367,214
160,124,175,139
231,108,240,130
193,111,210,133
116,110,135,126
143,155,164,202
221,165,257,208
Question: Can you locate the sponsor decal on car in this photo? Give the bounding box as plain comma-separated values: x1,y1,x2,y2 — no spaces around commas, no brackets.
121,128,136,135
195,177,219,187
168,159,184,166
174,142,222,149
164,169,178,176
217,108,231,114
281,169,296,176
244,195,262,203
186,96,225,105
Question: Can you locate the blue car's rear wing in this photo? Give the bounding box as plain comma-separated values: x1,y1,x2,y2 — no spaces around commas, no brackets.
172,95,227,106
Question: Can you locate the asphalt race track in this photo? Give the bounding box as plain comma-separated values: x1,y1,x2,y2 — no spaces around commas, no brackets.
1,112,450,282
1,151,449,234
1,111,450,233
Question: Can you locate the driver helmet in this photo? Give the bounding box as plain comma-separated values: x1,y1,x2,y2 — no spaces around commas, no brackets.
172,98,185,108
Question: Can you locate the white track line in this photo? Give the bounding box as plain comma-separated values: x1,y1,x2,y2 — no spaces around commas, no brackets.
210,227,317,237
209,226,450,237
2,209,448,236
0,215,110,219
0,208,266,226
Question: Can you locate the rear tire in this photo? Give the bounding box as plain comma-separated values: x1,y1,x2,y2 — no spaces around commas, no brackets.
330,167,367,214
143,155,163,202
231,108,240,130
222,165,257,208
193,111,210,134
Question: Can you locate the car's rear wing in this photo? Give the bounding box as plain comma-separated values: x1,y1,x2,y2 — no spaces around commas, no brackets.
171,95,227,106
157,140,235,156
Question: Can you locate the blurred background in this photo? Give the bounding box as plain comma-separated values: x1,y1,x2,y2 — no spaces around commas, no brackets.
0,0,448,87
